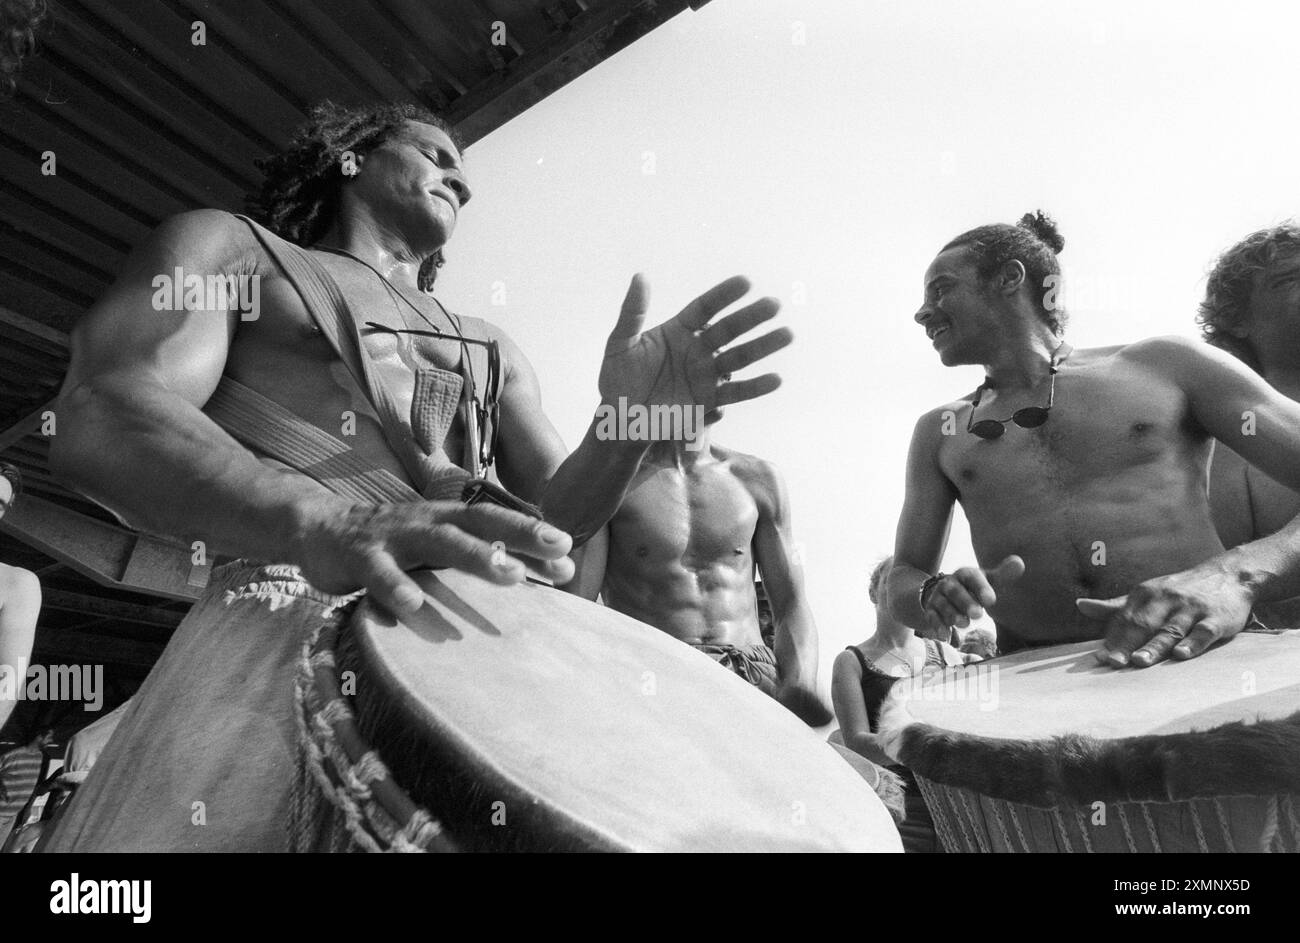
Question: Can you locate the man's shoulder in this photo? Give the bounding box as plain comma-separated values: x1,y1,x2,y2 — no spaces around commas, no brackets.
155,208,253,243
716,450,791,521
453,310,496,341
1110,334,1205,367
913,393,977,439
713,442,767,469
464,318,551,398
922,394,978,417
716,446,780,488
1094,335,1245,388
147,210,261,268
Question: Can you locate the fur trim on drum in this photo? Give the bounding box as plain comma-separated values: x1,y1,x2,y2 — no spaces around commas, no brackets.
883,702,1300,806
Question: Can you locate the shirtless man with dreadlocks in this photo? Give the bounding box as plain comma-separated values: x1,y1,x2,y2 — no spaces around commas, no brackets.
43,103,793,851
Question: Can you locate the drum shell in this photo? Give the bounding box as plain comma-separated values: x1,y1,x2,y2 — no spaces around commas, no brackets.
878,634,1300,853
291,570,902,852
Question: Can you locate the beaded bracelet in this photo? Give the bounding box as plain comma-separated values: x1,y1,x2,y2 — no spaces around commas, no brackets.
918,572,947,613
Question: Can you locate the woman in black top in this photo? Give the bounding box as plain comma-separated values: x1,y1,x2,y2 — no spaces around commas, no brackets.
831,556,979,852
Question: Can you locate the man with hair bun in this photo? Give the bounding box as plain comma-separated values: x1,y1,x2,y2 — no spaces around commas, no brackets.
1201,222,1300,628
889,211,1300,668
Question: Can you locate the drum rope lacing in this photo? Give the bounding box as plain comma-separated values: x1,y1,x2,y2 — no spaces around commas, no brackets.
1000,802,1030,852
1049,808,1074,853
289,612,456,853
1071,808,1095,853
919,782,1272,853
1283,795,1300,851
1214,802,1237,854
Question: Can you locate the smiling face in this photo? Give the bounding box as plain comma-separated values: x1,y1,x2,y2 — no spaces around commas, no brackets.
914,247,1005,366
348,120,472,256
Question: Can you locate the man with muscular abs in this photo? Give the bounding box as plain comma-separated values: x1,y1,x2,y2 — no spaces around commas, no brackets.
567,422,831,726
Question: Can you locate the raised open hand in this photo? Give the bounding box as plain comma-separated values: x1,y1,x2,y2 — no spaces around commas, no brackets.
598,274,793,424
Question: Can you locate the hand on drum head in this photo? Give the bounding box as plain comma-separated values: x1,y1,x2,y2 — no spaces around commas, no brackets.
294,500,575,616
1076,565,1254,669
921,555,1024,636
598,274,793,425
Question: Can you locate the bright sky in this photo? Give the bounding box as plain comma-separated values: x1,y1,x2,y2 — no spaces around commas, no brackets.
440,0,1300,677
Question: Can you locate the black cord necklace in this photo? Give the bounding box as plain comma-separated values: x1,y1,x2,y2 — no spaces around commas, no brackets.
314,243,480,396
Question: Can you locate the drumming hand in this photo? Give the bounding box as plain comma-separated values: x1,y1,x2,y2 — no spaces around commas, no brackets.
295,500,574,616
922,555,1024,635
1076,564,1254,669
598,275,792,427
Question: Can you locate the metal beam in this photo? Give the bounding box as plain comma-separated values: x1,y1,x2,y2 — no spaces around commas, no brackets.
40,588,185,630
0,400,54,451
0,303,69,348
0,495,208,601
32,627,167,672
450,0,699,144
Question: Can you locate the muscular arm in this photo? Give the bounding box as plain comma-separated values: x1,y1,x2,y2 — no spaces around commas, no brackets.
489,325,655,548
562,525,609,602
1208,441,1256,549
1080,337,1300,665
751,461,832,726
49,210,337,562
0,567,41,729
887,408,958,631
1154,337,1300,604
543,424,652,546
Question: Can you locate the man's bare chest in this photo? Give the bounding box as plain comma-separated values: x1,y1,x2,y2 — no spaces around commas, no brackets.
241,256,472,375
613,465,760,561
939,373,1194,496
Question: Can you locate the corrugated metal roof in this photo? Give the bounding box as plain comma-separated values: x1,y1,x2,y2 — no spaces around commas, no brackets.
2,0,705,331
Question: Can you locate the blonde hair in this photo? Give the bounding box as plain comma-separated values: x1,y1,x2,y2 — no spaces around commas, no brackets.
867,556,893,606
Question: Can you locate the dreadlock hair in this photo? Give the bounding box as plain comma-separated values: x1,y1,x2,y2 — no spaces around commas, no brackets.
0,461,21,507
1198,222,1300,372
942,210,1068,334
1,0,46,98
248,101,461,292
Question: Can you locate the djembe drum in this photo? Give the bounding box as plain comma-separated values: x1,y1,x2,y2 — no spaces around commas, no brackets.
290,568,900,852
877,632,1300,853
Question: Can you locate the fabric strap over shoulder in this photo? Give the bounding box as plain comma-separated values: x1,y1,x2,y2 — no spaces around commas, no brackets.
215,214,470,501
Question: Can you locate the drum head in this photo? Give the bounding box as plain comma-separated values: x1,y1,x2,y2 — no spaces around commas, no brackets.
351,569,900,852
894,633,1300,742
